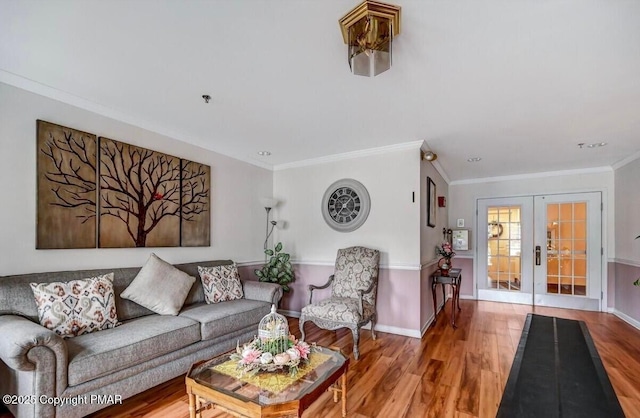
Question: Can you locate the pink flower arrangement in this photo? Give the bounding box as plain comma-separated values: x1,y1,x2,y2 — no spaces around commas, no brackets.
436,241,456,259
231,335,316,376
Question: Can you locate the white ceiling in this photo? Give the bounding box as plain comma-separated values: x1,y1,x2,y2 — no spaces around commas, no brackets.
1,0,639,181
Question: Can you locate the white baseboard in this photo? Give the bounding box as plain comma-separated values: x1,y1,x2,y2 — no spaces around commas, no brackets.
459,295,475,300
612,309,640,330
282,309,421,338
278,309,300,318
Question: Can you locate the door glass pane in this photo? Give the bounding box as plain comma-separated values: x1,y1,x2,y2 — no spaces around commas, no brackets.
546,201,587,296
487,206,521,291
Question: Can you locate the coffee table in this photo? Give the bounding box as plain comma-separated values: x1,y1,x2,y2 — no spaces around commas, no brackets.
185,346,349,418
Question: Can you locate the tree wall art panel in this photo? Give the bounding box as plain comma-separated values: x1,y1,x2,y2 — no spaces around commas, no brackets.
37,120,97,249
180,160,211,247
98,137,181,248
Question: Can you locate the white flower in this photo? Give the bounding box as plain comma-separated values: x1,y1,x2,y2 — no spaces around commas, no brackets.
286,347,300,361
274,353,290,365
260,352,273,364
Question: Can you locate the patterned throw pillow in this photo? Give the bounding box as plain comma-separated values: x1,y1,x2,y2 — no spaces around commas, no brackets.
198,263,244,304
30,273,119,338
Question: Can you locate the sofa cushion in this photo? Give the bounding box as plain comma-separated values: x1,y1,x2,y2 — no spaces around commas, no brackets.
66,314,200,386
121,253,195,315
179,300,271,340
198,263,243,304
30,273,119,338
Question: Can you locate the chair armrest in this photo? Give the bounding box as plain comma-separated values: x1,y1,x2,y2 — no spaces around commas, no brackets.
0,315,68,395
242,280,283,305
308,275,334,304
356,280,377,315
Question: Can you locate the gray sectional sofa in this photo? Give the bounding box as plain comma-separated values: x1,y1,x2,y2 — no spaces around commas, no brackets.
0,259,282,418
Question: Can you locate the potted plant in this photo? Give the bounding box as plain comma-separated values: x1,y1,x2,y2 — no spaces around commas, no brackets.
255,242,295,292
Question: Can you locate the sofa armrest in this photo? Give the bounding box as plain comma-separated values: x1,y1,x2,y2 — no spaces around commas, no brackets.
0,315,68,395
242,281,283,305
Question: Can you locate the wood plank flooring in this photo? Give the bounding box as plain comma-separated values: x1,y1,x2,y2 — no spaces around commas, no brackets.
3,300,640,417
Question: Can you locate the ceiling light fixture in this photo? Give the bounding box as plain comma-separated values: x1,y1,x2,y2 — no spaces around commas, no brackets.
339,0,401,77
257,151,271,156
202,94,211,103
422,150,437,161
467,157,482,162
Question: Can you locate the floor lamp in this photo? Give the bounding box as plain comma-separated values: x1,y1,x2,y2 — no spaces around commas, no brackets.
260,198,279,261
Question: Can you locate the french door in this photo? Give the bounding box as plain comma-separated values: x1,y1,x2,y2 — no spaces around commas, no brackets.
477,193,602,311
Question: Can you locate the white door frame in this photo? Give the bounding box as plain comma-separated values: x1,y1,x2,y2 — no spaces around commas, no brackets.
474,192,605,311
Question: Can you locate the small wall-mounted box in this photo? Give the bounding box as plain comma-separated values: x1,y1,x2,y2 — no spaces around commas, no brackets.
452,229,470,251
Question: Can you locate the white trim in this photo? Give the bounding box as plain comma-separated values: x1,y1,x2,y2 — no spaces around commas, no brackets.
291,260,421,271
273,141,424,171
612,150,640,170
420,314,435,337
612,309,640,331
363,323,421,338
453,255,474,259
612,258,640,268
278,309,301,318
281,309,421,338
236,260,264,267
420,259,439,270
459,295,476,300
449,166,613,186
0,70,275,170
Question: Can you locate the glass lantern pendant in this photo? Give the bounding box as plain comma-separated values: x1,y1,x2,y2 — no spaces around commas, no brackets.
339,1,401,77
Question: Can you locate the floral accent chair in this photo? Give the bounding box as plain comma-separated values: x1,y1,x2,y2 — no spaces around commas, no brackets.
299,246,380,360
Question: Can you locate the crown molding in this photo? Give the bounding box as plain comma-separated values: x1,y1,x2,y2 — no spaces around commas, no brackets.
612,150,640,170
273,140,424,171
449,165,613,186
0,70,274,171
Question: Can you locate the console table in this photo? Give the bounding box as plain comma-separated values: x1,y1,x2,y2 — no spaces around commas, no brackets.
431,268,462,328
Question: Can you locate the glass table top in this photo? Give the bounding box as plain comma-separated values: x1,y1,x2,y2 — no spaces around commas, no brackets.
188,346,347,406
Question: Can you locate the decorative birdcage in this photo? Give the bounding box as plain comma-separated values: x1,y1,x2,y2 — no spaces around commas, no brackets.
257,304,289,355
231,304,314,376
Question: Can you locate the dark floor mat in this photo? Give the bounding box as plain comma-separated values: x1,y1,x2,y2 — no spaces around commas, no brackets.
497,314,625,418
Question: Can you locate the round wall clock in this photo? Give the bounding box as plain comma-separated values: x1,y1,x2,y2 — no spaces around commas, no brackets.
321,178,371,232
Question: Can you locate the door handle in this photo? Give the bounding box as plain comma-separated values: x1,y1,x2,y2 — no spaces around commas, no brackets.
535,245,541,266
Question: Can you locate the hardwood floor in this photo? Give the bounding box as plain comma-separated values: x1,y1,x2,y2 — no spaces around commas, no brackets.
4,301,640,417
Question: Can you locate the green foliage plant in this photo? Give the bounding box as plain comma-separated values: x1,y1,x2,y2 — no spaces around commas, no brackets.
254,242,294,291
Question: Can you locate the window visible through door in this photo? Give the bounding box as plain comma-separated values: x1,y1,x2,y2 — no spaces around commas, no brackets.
487,206,522,291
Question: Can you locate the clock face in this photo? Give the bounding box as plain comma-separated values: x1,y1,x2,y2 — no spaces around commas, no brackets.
327,187,361,224
321,179,370,232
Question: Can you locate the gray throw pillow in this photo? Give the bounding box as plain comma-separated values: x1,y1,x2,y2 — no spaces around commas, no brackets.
121,253,196,315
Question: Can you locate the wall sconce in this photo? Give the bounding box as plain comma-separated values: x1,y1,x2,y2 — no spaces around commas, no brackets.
422,150,438,161
339,1,401,77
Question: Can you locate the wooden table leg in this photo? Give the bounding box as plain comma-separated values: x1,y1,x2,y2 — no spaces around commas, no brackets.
341,372,347,417
451,284,458,328
432,282,438,320
188,393,196,418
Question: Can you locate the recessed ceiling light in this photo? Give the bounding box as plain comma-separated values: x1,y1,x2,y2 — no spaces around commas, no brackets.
257,151,271,156
579,142,607,149
467,157,482,162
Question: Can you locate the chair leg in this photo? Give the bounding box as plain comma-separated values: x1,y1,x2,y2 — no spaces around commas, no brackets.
370,315,377,340
351,327,360,360
299,316,306,341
